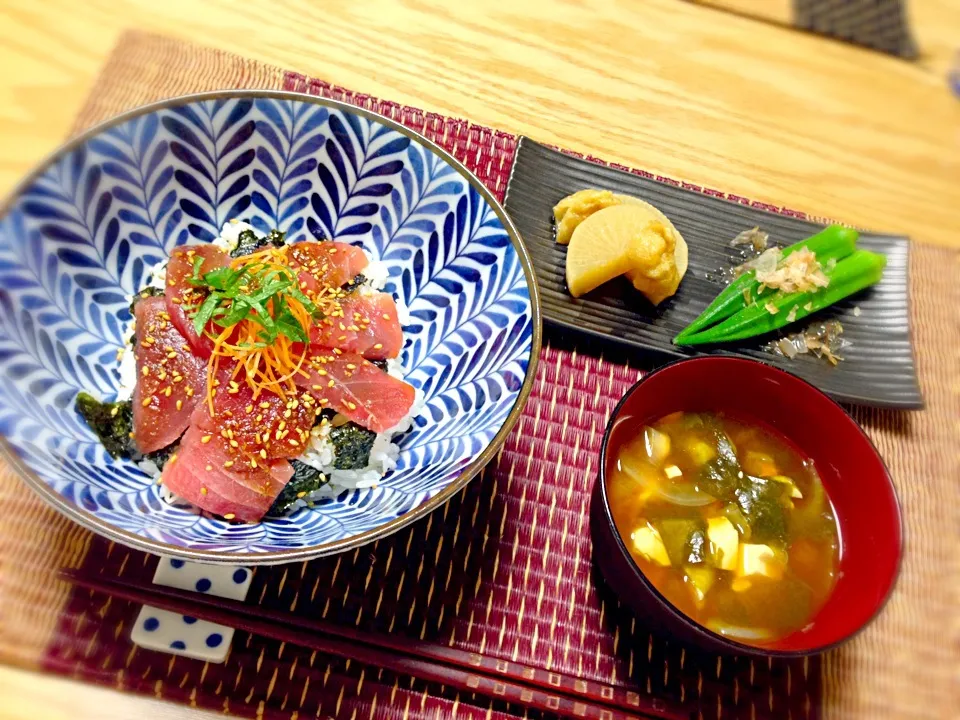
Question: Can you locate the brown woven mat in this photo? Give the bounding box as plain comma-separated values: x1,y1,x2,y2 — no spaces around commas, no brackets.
0,31,957,720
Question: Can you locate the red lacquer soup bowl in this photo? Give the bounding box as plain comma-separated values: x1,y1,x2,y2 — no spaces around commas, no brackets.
591,356,902,657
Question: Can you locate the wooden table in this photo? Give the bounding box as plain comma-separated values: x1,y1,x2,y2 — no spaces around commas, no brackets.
0,1,956,717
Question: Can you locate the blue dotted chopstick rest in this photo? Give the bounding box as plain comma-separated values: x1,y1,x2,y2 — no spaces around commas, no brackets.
130,556,253,663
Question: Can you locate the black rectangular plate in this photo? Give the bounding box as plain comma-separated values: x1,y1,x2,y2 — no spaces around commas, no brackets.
504,138,922,409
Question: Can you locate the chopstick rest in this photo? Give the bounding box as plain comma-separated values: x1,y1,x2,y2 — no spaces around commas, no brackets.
131,557,253,662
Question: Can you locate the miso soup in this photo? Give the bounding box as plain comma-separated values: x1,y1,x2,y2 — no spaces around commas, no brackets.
606,411,840,646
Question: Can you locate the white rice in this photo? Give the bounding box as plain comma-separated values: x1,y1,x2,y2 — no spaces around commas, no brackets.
359,260,390,292
114,342,138,401
123,220,418,510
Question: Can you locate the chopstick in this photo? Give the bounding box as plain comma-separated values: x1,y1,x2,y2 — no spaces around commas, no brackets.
60,569,690,720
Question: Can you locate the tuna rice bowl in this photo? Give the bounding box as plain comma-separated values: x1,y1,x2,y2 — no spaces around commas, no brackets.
75,220,423,523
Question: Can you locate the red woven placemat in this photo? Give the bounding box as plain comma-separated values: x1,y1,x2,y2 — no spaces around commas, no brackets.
1,31,956,720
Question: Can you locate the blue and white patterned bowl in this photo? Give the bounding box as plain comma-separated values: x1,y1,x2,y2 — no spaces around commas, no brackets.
0,91,540,564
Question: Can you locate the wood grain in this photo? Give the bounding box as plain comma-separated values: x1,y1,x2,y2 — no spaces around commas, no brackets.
0,665,222,720
690,0,793,25
0,0,958,250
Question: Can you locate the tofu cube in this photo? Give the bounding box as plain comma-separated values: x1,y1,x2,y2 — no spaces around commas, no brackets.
706,517,739,571
631,525,671,567
684,565,716,607
737,544,785,579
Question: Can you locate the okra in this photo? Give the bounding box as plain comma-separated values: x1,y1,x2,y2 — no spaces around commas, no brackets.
674,225,858,342
675,250,886,345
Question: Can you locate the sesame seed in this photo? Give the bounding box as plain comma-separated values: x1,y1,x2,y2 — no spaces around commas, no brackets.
382,313,391,320
346,401,357,410
141,398,152,407
260,449,267,459
166,351,177,359
176,399,183,411
327,380,335,388
200,487,208,495
224,513,235,520
205,465,212,472
141,366,150,377
287,438,299,446
373,343,383,350
163,386,172,397
260,402,271,409
317,369,327,376
201,435,212,444
224,460,234,468
346,363,356,370
110,406,119,417
283,409,292,418
311,384,324,391
250,459,258,469
297,491,307,499
245,405,253,414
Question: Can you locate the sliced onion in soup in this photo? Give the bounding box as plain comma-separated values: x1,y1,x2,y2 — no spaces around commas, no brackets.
706,621,776,642
621,458,716,507
643,426,671,465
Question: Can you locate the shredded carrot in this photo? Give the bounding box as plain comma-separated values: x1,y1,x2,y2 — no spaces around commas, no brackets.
198,246,344,412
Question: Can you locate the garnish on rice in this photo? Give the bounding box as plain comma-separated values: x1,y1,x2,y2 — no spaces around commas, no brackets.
184,246,341,410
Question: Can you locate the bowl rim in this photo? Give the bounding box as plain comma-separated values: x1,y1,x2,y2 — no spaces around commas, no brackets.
0,89,543,565
596,355,903,657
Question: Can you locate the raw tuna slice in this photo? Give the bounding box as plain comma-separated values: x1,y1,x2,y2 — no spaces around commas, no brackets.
161,422,292,522
202,360,315,459
164,244,230,358
285,241,368,292
309,292,403,360
296,352,415,433
132,296,206,453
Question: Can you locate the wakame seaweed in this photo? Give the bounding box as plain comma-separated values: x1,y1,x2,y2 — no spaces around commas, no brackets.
267,460,328,516
75,392,178,469
330,422,376,470
230,228,286,258
75,392,137,459
340,273,367,294
735,476,789,546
